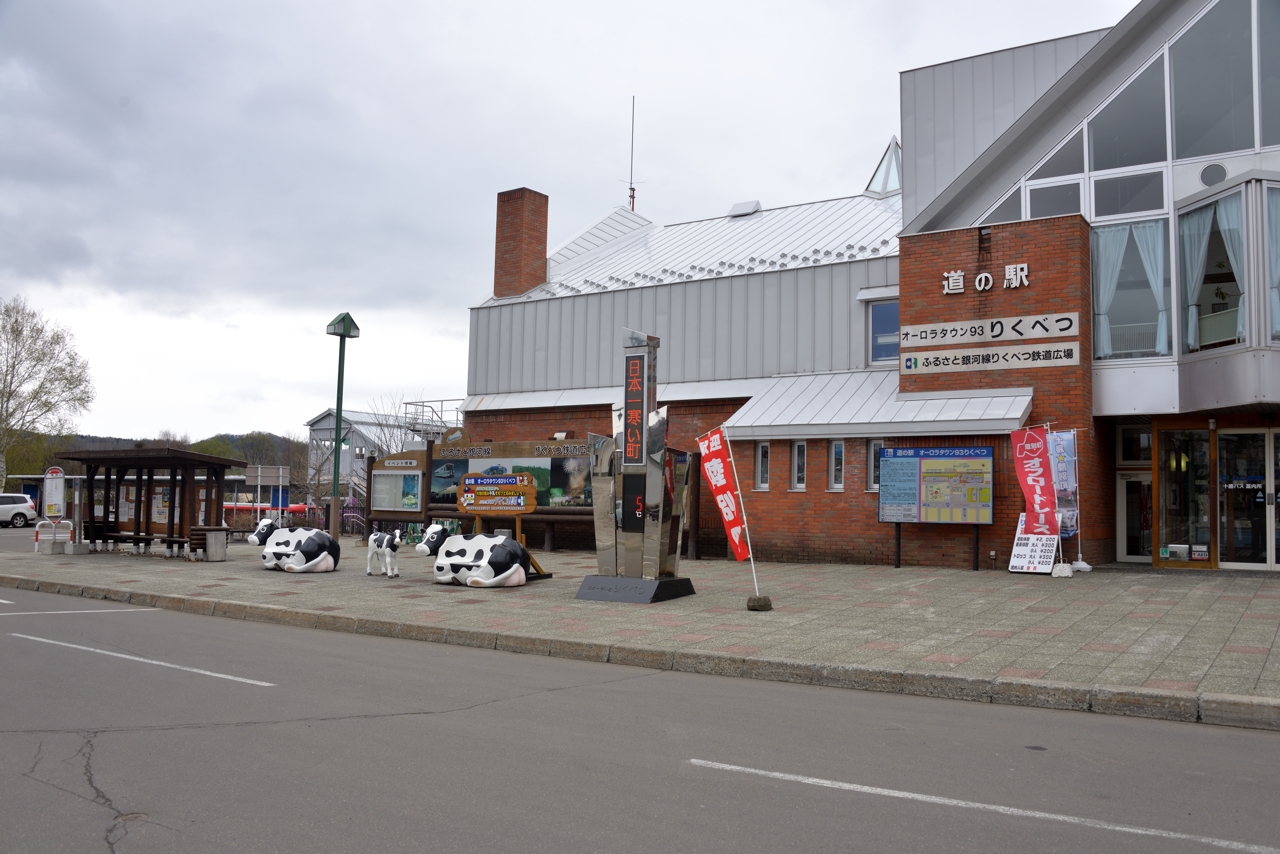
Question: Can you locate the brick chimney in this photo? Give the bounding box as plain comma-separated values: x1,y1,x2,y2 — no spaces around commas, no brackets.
493,187,549,298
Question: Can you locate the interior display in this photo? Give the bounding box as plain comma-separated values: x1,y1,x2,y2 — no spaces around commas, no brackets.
248,518,341,572
366,529,402,577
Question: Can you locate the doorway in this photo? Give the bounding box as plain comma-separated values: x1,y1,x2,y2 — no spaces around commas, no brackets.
1217,430,1275,570
1116,472,1153,563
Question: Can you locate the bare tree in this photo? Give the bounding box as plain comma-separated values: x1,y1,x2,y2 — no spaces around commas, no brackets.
364,393,415,457
155,429,190,449
0,296,94,484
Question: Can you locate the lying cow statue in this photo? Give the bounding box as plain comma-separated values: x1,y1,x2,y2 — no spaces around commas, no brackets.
367,529,402,578
248,518,341,572
415,523,531,587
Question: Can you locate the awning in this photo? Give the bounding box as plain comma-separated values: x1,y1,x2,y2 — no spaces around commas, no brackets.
721,370,1032,440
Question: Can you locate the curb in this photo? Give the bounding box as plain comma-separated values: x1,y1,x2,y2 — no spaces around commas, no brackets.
5,573,1279,733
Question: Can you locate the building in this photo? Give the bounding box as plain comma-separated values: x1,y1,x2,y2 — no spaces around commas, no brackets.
463,0,1280,572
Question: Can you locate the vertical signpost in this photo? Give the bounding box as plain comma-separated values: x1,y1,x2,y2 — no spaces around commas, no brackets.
326,312,359,542
43,466,66,521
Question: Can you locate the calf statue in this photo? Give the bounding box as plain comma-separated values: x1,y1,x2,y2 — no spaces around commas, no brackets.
248,518,341,573
415,523,532,587
367,529,402,578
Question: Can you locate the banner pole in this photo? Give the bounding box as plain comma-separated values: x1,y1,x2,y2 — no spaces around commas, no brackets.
722,433,760,597
1071,427,1091,571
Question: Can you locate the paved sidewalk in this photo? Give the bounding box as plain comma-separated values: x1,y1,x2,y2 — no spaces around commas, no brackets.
5,541,1280,729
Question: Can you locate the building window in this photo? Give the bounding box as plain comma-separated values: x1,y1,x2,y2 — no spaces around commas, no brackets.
1089,58,1166,171
1028,182,1081,219
1170,0,1253,160
791,441,806,490
1091,218,1171,359
828,440,845,491
1118,425,1153,465
1093,172,1164,218
754,442,769,489
1268,187,1280,341
870,300,899,362
867,438,885,490
1179,191,1246,353
980,189,1022,225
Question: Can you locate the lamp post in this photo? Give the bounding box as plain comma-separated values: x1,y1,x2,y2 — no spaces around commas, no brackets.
326,312,359,541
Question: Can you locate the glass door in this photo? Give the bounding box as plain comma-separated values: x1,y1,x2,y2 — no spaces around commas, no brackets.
1117,472,1153,563
1218,431,1269,568
1158,430,1212,563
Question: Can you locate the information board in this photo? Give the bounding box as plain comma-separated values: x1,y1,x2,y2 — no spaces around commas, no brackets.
1008,513,1059,574
459,474,537,515
877,447,994,524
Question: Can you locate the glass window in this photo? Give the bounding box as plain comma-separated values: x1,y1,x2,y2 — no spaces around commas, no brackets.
1268,187,1280,340
1158,429,1210,562
868,438,885,490
1030,130,1084,180
1094,172,1164,217
828,440,845,490
791,441,806,489
980,190,1021,225
1029,183,1080,218
1171,0,1253,159
754,442,769,489
1178,193,1247,352
1118,425,1153,465
1093,219,1172,358
870,301,899,362
1218,431,1268,565
1261,0,1280,146
1090,59,1167,171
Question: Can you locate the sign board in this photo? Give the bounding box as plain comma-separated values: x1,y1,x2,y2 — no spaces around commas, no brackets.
371,472,421,512
431,440,592,508
458,474,537,515
1008,513,1059,574
696,427,750,561
43,466,65,520
623,353,647,465
877,448,994,524
900,312,1078,347
244,466,290,487
901,342,1080,375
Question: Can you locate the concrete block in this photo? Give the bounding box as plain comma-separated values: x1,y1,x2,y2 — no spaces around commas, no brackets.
0,575,20,588
673,650,747,678
54,584,83,597
444,628,497,649
609,645,674,671
15,578,37,591
153,595,186,612
79,586,110,600
990,678,1091,712
104,588,131,602
1199,693,1280,731
819,664,903,694
315,613,358,633
1090,685,1198,722
743,658,822,686
548,639,611,662
279,609,318,628
35,580,60,593
64,542,91,555
397,622,445,642
900,669,993,702
181,598,216,616
212,601,250,619
244,604,287,623
355,618,400,637
126,592,157,607
496,634,551,655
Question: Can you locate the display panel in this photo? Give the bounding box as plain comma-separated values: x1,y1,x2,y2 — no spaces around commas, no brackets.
877,447,994,524
371,472,422,512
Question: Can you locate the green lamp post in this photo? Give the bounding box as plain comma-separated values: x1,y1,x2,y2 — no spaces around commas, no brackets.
326,312,359,540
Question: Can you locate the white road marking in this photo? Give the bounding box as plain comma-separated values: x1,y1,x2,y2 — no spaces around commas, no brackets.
0,609,158,616
689,759,1280,854
9,633,275,687
0,598,13,604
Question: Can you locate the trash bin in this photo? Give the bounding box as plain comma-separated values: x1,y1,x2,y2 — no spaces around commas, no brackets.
204,530,228,562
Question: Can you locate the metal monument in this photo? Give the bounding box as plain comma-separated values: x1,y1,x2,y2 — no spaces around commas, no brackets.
578,329,694,603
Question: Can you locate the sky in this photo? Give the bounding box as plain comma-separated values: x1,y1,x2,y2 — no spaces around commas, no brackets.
0,0,1137,442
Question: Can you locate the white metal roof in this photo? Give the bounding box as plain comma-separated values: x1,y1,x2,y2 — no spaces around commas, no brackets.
721,371,1033,440
463,378,771,413
493,192,902,304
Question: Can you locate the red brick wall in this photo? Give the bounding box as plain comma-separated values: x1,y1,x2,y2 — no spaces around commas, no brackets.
493,188,548,299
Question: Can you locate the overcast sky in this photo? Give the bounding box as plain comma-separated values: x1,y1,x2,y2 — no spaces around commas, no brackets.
0,0,1136,441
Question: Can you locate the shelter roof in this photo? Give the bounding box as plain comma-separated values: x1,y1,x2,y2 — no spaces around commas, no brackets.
56,447,249,469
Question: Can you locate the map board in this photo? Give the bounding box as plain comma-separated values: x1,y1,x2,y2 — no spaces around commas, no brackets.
877,448,994,524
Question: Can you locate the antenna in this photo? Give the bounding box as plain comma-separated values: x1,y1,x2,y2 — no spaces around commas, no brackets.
628,96,636,211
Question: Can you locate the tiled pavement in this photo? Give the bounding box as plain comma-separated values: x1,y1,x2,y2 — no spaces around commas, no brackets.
7,541,1280,702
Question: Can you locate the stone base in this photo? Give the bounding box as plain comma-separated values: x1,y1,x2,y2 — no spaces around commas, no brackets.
64,542,92,555
575,575,696,604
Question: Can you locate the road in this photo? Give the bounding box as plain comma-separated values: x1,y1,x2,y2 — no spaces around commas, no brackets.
1,587,1277,854
0,528,38,553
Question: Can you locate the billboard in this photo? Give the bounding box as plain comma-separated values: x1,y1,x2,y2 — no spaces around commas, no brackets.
878,447,994,524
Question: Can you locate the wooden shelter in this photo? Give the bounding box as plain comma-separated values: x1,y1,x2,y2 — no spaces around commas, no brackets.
56,447,248,555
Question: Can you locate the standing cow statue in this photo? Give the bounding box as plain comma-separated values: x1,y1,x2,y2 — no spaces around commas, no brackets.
367,529,402,578
415,523,532,587
248,518,341,573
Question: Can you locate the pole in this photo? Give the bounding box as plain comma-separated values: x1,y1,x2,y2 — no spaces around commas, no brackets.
972,524,979,571
894,522,901,568
330,335,346,542
723,436,760,597
1070,428,1091,571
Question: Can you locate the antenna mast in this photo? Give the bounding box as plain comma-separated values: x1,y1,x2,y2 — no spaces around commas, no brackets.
628,96,636,211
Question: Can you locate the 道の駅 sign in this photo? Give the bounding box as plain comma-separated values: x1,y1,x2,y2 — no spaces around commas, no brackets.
899,312,1078,347
697,427,750,561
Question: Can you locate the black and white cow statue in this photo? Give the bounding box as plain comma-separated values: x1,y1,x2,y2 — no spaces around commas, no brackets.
415,523,531,587
247,518,341,573
367,529,401,577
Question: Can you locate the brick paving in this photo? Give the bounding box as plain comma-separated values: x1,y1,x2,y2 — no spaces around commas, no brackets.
7,541,1280,701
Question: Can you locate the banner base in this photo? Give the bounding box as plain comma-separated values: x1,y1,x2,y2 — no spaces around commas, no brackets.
575,576,696,604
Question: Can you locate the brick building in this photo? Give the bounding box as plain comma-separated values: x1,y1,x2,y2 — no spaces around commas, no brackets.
464,0,1280,572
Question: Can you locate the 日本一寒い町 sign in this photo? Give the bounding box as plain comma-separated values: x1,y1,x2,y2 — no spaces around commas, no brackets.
900,312,1078,347
877,447,994,525
901,342,1079,375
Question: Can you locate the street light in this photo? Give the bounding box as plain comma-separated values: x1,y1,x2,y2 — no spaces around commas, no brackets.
326,312,359,540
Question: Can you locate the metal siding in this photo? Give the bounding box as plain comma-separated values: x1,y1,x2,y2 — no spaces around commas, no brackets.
814,265,833,372
698,280,716,381
779,269,797,375
655,285,672,384
934,62,955,205
667,283,685,383
901,70,918,223
714,279,732,378
831,264,852,371
972,53,996,157
467,309,480,395
747,274,765,378
916,69,936,231
796,267,815,374
497,304,513,394
763,273,781,376
684,283,701,383
730,276,749,379
953,59,975,186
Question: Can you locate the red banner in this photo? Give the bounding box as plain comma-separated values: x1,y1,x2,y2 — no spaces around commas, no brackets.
696,427,751,561
1011,426,1059,536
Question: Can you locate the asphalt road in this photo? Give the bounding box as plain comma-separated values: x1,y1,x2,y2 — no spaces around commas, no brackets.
0,528,39,553
1,588,1278,854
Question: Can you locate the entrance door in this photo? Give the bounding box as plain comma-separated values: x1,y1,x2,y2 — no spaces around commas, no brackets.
1217,430,1272,569
1117,472,1153,563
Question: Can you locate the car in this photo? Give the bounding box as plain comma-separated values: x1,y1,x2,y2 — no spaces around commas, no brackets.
0,494,36,528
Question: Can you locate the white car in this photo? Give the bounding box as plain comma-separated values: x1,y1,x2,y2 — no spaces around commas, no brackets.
0,494,36,528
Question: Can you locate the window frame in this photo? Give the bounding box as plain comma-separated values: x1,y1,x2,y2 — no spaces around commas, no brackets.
868,299,900,365
827,439,845,492
790,440,807,491
1024,178,1084,221
754,441,770,491
1117,424,1155,466
867,438,885,492
1176,183,1250,355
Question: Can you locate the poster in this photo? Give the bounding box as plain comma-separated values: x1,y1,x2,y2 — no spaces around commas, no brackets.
1011,427,1059,536
877,448,994,524
697,427,750,561
1008,513,1059,574
431,440,593,508
43,466,65,519
371,472,422,511
460,474,536,514
1048,430,1079,538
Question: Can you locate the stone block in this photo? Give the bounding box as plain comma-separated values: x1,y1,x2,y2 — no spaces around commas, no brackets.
212,601,249,619
819,663,903,694
279,609,318,628
315,613,358,633
35,580,60,593
79,586,110,600
104,588,131,602
990,678,1091,711
900,669,993,702
15,578,37,591
244,604,287,623
397,622,445,642
548,639,610,662
673,651,747,678
743,658,822,686
355,618,400,637
609,645,674,670
0,575,19,588
127,592,158,607
1090,685,1198,722
496,634,551,655
1199,693,1280,731
181,598,216,616
153,595,187,612
55,584,83,597
445,628,497,649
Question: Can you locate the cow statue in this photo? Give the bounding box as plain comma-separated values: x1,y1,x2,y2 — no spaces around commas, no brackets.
248,518,341,573
367,529,402,578
415,523,531,587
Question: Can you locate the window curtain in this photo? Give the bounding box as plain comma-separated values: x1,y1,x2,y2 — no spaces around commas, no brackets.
1131,220,1169,355
1091,225,1130,358
1269,189,1280,338
1179,205,1215,351
1215,193,1247,342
